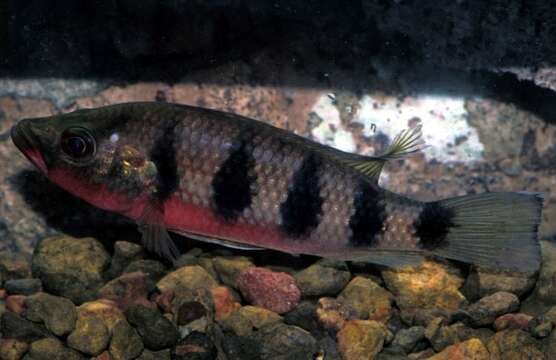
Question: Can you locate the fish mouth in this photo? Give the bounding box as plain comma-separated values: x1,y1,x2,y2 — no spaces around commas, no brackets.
11,120,49,175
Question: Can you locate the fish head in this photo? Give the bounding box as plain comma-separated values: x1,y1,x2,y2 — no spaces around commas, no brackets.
11,107,157,213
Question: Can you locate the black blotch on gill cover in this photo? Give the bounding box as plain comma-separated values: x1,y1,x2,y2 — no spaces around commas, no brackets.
415,202,455,250
348,180,385,247
280,153,323,238
150,123,179,201
211,134,257,222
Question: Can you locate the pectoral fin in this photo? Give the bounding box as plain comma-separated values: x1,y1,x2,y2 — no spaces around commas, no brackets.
137,201,180,261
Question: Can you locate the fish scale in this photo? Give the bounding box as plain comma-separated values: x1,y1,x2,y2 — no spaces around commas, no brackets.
11,102,544,271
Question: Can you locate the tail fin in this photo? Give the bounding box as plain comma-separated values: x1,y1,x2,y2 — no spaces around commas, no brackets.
431,192,543,272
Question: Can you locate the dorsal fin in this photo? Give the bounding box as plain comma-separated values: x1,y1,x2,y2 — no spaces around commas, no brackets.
340,125,425,181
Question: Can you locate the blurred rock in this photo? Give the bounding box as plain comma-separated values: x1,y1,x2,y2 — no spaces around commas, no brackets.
337,320,387,360
382,261,466,315
283,300,320,335
25,292,77,336
76,299,126,334
294,259,351,298
494,313,533,331
0,339,28,360
32,236,110,304
67,317,110,356
462,268,536,301
177,301,208,326
4,279,41,296
391,326,426,354
5,295,26,315
220,305,282,337
173,332,217,360
106,241,145,279
26,337,84,360
0,312,49,341
425,320,493,352
212,256,253,288
486,329,544,359
136,349,171,360
98,271,151,311
254,323,318,360
0,258,32,286
123,259,166,291
316,297,357,332
457,292,519,327
532,241,556,306
125,304,179,350
211,286,240,321
428,338,489,360
109,319,144,360
236,267,300,314
338,276,393,322
156,265,218,300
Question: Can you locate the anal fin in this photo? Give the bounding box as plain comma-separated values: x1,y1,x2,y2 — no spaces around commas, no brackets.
171,230,266,251
329,249,425,268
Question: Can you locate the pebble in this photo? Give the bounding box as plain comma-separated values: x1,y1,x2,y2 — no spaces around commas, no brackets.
0,311,50,341
284,300,321,334
486,329,544,359
494,313,533,331
294,259,351,297
105,241,145,279
4,278,42,295
236,267,301,314
174,331,217,360
26,337,84,360
459,291,519,326
25,292,77,336
212,286,241,321
533,241,556,306
255,323,318,360
219,305,283,336
5,295,26,315
156,265,218,301
391,326,426,354
0,258,31,285
382,261,466,313
137,349,172,360
212,256,254,287
428,338,489,360
31,235,110,304
123,259,166,291
125,304,179,350
137,349,171,360
0,339,29,360
67,317,110,356
98,271,152,311
109,319,144,360
426,320,493,352
177,301,207,325
77,299,126,333
338,276,393,322
337,320,387,360
462,268,536,301
316,297,357,332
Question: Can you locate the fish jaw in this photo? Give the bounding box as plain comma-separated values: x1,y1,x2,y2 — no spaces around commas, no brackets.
11,120,49,174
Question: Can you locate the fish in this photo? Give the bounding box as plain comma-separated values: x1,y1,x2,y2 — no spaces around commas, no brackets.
11,102,543,271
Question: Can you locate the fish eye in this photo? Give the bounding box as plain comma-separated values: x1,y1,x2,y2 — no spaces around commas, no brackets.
60,127,96,159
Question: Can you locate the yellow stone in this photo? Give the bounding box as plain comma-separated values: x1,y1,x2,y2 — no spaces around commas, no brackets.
428,338,490,360
337,320,387,360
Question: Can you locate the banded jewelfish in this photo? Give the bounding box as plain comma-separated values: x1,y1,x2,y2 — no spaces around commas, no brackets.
11,102,543,271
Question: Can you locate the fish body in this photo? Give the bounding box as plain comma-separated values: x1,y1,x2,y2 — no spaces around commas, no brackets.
11,102,543,271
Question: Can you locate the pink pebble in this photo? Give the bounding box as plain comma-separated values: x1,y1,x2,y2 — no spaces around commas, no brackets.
236,267,300,314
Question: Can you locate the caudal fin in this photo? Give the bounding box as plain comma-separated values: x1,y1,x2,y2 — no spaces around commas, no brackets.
431,192,543,272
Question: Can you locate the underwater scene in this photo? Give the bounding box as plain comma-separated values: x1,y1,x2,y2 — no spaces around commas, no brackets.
1,1,556,359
